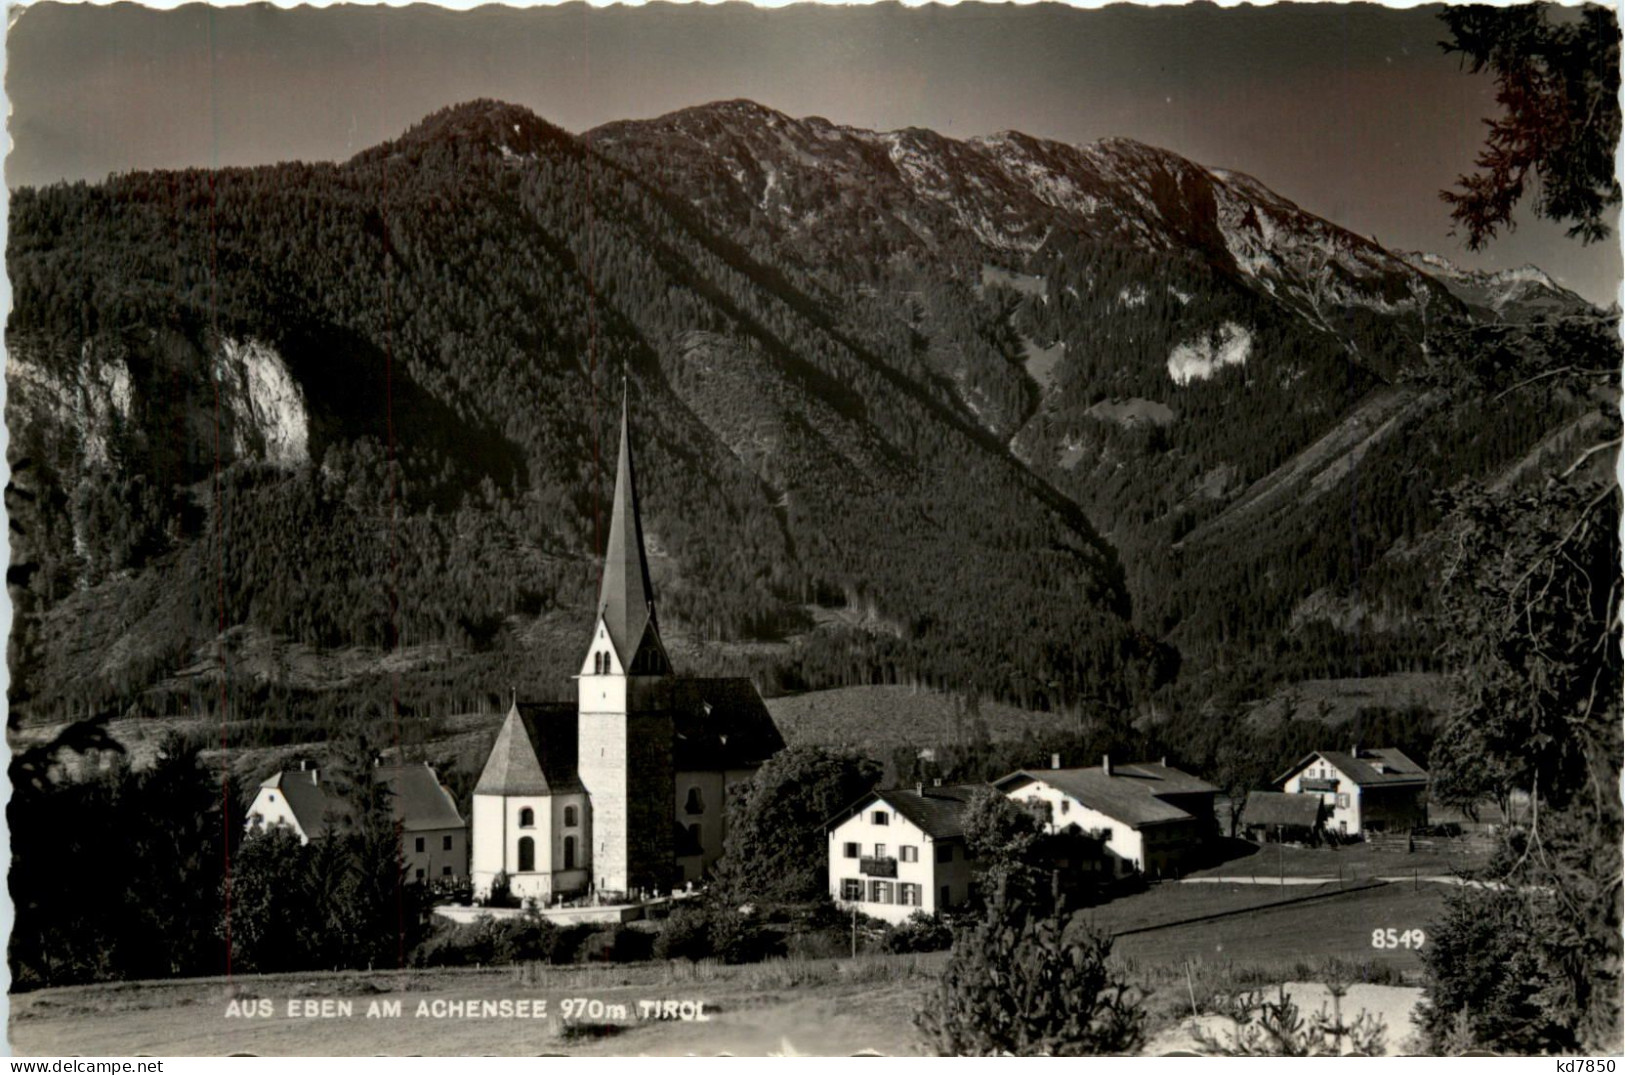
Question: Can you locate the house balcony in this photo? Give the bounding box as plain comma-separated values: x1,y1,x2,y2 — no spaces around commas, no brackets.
859,856,897,878
1300,778,1339,793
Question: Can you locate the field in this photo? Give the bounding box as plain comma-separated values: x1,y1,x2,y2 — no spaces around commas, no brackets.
9,956,943,1057
765,685,1076,750
1106,881,1447,978
1188,840,1492,882
10,876,1451,1056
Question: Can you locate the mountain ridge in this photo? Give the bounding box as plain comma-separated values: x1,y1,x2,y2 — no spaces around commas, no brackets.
6,97,1606,762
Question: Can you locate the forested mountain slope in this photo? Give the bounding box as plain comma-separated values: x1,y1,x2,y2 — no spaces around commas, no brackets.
6,100,1149,734
589,99,1612,722
6,98,1609,747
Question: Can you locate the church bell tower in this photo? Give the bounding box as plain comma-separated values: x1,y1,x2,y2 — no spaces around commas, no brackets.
576,391,675,898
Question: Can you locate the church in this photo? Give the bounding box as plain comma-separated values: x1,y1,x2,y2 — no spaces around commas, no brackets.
470,396,786,903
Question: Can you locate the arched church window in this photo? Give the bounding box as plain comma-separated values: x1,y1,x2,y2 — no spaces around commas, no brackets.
593,652,603,675
519,807,535,828
517,836,535,872
684,787,705,815
687,823,703,852
563,835,577,870
564,805,578,827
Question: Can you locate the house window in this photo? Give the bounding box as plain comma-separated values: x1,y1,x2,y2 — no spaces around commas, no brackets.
841,879,863,901
1060,800,1071,815
843,842,860,858
564,806,578,827
1336,793,1350,808
442,866,452,877
414,837,425,853
874,843,887,858
519,807,535,828
518,836,535,872
936,844,952,864
564,835,577,871
684,787,705,815
900,846,918,863
869,880,893,904
443,835,453,851
871,810,889,825
940,885,951,907
415,868,425,881
898,883,922,907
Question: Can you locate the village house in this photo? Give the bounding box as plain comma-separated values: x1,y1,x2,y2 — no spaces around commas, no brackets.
1240,789,1325,844
469,395,785,904
826,784,982,925
1275,747,1428,837
245,760,469,884
993,755,1218,878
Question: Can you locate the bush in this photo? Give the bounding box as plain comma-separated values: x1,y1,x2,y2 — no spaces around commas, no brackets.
884,911,953,954
916,880,1144,1056
709,909,784,965
1417,883,1575,1054
411,914,558,967
650,904,784,964
652,908,714,962
574,925,654,964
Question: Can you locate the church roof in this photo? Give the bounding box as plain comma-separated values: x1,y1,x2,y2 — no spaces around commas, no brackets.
474,702,581,796
670,677,787,771
596,394,666,670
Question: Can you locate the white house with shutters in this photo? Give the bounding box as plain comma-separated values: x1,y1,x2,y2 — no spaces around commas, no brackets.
1275,747,1428,837
825,785,981,925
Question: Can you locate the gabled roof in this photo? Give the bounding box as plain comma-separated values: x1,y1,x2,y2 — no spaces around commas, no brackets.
259,763,465,837
474,702,581,795
380,764,467,832
993,762,1210,829
669,677,787,771
1108,761,1220,796
596,394,668,671
260,769,348,838
1242,791,1324,830
826,785,983,840
1274,747,1429,789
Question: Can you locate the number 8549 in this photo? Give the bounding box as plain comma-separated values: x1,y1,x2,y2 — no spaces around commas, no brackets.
1372,928,1426,949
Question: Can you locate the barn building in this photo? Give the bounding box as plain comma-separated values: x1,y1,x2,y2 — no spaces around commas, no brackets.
470,396,785,904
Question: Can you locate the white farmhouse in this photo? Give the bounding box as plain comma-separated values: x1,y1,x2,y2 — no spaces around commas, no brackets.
826,785,982,925
246,760,469,884
1275,747,1428,837
994,756,1217,879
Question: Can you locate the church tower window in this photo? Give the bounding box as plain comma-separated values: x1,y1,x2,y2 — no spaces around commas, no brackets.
519,807,535,828
684,787,705,815
517,836,535,872
564,805,578,827
564,835,577,870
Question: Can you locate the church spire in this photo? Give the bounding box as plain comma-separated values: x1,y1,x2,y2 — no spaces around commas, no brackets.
595,387,667,673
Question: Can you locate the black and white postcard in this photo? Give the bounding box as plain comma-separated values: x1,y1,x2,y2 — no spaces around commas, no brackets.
5,0,1621,1058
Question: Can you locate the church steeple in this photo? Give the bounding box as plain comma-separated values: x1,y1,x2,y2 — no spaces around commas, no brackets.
593,389,668,675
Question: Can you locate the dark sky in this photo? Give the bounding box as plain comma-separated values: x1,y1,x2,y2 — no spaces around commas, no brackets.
6,1,1620,304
